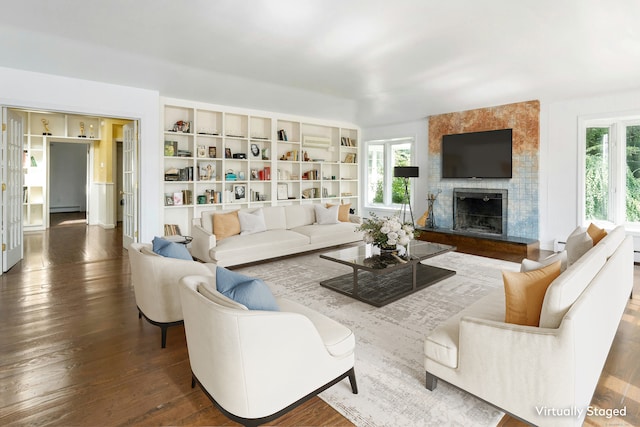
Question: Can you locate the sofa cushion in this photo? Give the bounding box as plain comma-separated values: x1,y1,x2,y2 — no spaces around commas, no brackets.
291,222,360,245
327,203,351,222
261,206,287,230
424,288,505,369
587,223,607,245
520,250,567,273
284,204,316,229
210,230,310,263
216,267,279,311
314,204,340,224
238,208,267,235
277,298,355,358
565,226,592,266
152,236,192,260
539,242,608,328
503,261,561,326
213,210,241,240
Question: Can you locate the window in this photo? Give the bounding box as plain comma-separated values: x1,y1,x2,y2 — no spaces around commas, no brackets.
582,117,640,227
365,137,414,208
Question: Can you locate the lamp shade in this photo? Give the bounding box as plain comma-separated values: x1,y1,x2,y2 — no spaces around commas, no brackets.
394,166,419,178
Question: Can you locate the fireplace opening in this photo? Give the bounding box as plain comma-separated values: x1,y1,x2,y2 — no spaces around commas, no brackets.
453,188,507,237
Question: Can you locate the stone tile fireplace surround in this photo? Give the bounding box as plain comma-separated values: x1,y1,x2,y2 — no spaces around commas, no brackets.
427,100,539,240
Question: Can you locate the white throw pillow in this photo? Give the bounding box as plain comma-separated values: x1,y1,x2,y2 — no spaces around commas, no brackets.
520,250,568,273
314,204,339,225
238,208,267,235
565,227,593,266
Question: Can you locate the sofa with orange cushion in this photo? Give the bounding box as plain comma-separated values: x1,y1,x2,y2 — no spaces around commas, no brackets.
423,225,632,427
190,203,363,267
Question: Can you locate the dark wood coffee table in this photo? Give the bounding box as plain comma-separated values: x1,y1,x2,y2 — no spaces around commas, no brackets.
319,240,456,307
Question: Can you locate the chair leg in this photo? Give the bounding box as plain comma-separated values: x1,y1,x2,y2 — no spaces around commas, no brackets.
191,375,196,389
161,326,168,349
348,367,358,394
138,310,142,319
425,372,438,391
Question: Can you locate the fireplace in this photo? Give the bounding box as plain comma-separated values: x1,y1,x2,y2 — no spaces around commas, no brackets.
453,188,508,237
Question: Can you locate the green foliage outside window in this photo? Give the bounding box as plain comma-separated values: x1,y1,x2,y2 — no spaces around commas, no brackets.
585,126,640,222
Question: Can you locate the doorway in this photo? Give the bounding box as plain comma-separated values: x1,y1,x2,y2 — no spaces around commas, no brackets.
2,108,139,274
49,141,88,222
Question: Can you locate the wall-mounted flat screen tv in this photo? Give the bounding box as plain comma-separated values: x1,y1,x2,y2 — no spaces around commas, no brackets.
441,128,513,179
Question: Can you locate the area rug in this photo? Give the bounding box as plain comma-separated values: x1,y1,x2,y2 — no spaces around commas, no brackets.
235,251,520,427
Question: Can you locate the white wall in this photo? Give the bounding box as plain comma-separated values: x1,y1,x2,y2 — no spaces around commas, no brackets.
49,142,87,212
360,119,429,219
0,66,161,243
540,88,640,250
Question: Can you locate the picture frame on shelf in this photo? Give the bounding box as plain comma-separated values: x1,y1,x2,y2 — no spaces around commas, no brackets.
250,143,261,159
197,145,207,158
200,163,215,181
208,146,217,158
165,194,174,206
225,148,232,158
173,192,183,206
234,184,246,202
277,183,288,200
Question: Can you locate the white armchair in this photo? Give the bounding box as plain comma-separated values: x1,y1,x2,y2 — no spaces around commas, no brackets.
127,243,216,348
178,274,358,426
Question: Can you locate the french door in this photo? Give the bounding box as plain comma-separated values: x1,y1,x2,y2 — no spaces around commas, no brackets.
2,108,24,272
122,122,138,248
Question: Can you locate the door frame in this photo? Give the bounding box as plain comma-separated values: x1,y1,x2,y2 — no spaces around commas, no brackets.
0,104,141,276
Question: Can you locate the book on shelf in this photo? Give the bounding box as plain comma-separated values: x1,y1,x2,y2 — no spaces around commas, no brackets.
340,136,357,147
278,129,288,141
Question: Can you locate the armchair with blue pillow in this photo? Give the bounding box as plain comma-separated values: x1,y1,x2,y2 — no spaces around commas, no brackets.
127,238,216,348
179,272,358,426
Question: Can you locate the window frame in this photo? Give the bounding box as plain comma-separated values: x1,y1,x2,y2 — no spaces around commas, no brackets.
363,136,415,211
579,114,640,229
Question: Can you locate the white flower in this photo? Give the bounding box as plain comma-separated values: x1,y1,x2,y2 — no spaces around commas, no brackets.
387,238,397,246
397,229,406,237
380,226,390,234
387,231,398,240
399,236,410,246
391,221,401,232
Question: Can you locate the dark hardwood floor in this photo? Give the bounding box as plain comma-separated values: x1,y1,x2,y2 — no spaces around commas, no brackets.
1,214,638,426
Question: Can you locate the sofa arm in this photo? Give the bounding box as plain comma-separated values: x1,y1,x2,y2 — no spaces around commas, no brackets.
190,224,217,263
349,214,362,224
455,316,575,425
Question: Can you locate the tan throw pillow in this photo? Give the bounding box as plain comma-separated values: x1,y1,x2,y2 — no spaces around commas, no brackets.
213,211,241,240
503,261,562,326
326,203,351,222
587,223,607,245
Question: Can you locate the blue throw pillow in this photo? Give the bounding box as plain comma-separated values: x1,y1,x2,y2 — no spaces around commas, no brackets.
152,236,192,260
216,266,279,311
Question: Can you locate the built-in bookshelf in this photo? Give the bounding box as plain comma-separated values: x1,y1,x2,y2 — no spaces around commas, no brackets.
21,111,102,230
161,98,360,235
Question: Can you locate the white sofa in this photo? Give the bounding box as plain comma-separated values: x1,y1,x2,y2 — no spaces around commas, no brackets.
424,225,633,426
190,204,364,266
179,274,358,425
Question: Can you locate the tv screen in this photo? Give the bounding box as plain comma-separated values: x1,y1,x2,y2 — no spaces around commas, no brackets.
441,129,513,179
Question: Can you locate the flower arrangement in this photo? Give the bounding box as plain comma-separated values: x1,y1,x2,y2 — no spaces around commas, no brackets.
356,213,415,250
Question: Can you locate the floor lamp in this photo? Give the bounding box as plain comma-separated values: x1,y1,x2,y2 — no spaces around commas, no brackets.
394,166,419,225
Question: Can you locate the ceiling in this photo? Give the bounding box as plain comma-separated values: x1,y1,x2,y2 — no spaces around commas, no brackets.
2,0,640,126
